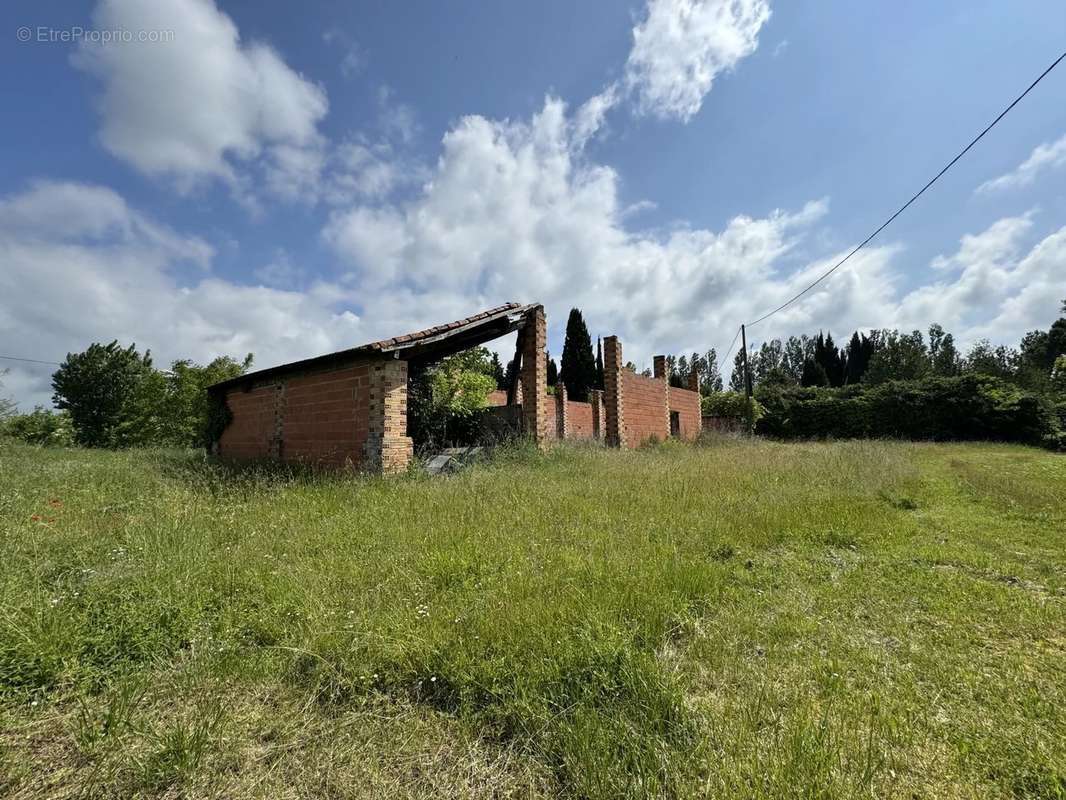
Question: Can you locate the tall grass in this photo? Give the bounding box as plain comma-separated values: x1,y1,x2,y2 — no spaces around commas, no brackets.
1,437,1063,798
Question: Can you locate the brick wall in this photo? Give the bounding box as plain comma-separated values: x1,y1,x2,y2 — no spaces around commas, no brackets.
217,357,410,472
567,400,594,440
486,389,508,407
284,363,371,467
668,386,701,441
620,370,669,447
218,383,277,459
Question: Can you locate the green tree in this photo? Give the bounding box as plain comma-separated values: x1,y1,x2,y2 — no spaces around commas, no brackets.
963,339,1018,380
814,332,845,387
595,338,605,389
161,354,253,447
928,324,960,376
0,369,16,420
51,341,158,448
782,335,812,384
800,358,829,387
700,349,723,394
546,354,558,387
864,329,929,385
729,349,748,393
489,352,505,389
560,309,597,401
408,347,497,448
843,331,875,385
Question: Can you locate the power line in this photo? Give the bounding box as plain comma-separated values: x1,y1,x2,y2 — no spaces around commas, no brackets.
0,355,62,367
718,325,742,366
744,48,1066,330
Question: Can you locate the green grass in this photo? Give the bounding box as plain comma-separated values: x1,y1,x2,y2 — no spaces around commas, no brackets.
1,436,1064,798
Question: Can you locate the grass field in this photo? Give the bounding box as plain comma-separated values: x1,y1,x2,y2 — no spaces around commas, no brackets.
1,436,1064,799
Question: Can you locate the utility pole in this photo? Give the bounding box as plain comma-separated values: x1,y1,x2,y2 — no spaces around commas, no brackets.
740,324,753,400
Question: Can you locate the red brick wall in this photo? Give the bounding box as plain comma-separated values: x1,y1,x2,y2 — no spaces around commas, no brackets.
486,389,508,407
567,400,594,440
620,371,668,447
218,360,373,468
669,387,701,441
283,364,371,467
218,384,277,459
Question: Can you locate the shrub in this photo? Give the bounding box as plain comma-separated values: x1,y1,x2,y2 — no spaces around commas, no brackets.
756,374,1056,446
701,391,764,429
2,407,75,447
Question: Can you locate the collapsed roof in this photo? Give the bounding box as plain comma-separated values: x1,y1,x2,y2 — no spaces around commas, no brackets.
209,302,539,392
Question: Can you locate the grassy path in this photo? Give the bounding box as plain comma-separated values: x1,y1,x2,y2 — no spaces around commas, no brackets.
1,438,1063,798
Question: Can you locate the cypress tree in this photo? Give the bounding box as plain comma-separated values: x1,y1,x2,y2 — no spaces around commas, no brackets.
559,308,597,401
546,354,558,387
595,338,605,389
800,358,829,387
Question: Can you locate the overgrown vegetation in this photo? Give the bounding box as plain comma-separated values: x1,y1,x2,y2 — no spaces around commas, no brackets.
23,342,254,450
407,346,498,450
757,374,1062,448
2,438,1063,798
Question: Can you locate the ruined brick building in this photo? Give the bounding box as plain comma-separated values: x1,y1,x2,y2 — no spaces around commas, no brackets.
208,303,701,472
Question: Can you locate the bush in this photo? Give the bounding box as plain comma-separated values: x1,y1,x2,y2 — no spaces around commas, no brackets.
2,407,75,447
755,374,1057,446
701,391,764,429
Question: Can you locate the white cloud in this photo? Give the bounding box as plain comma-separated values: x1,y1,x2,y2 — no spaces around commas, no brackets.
323,28,365,78
0,182,366,411
624,0,771,122
73,0,328,194
322,95,1066,373
976,133,1066,194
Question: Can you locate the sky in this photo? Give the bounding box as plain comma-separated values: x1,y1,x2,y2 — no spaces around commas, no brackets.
2,0,1065,410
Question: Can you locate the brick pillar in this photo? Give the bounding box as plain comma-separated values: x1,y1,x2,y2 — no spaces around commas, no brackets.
653,355,670,438
555,381,568,439
364,358,413,474
603,336,625,448
589,389,604,440
520,305,548,447
689,367,702,435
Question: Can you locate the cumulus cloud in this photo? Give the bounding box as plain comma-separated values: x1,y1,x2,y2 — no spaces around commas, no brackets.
624,0,771,122
73,0,328,195
321,95,1066,372
976,133,1066,194
0,182,368,410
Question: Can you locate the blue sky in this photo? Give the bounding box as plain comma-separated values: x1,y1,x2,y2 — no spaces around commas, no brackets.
2,0,1065,409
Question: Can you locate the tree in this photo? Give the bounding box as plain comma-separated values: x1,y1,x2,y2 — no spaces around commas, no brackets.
729,349,748,393
669,354,689,389
407,346,497,448
814,332,845,387
751,339,786,388
161,354,252,447
700,349,723,394
928,324,960,376
843,332,875,385
52,341,157,448
963,339,1018,380
595,338,605,389
782,335,812,384
0,369,16,420
800,358,829,387
559,308,597,401
546,354,558,387
864,329,929,385
490,352,505,389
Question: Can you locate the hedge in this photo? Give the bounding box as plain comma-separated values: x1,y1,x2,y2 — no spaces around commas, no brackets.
755,374,1059,447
